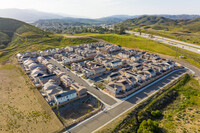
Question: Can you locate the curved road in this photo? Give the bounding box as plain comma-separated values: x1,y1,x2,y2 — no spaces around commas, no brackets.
126,31,200,54
67,69,187,133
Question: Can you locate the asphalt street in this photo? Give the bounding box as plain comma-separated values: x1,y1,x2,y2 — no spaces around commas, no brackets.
68,69,187,133
126,31,200,55
48,58,117,106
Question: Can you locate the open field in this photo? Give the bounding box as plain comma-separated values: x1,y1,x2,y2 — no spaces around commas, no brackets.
73,33,200,68
159,76,200,132
0,59,64,133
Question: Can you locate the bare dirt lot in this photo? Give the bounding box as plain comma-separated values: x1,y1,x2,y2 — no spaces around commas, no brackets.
0,63,64,133
54,95,101,127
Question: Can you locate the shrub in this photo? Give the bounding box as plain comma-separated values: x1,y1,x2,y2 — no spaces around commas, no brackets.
151,110,162,118
137,119,160,133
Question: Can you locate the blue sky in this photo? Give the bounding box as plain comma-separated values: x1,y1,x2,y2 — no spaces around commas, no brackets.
0,0,200,18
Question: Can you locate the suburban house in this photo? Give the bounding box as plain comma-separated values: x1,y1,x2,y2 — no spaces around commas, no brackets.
116,77,135,92
70,54,83,62
125,71,142,82
23,58,35,67
17,53,23,62
164,61,175,69
118,52,130,59
151,64,163,73
46,64,57,74
106,83,123,95
91,65,106,75
44,50,52,56
31,52,37,57
54,90,77,105
132,64,143,71
138,71,151,81
27,63,44,71
71,63,82,72
50,49,56,55
131,55,141,62
60,75,74,88
85,51,97,58
143,68,157,77
37,56,46,63
62,56,71,64
30,67,46,81
110,59,122,68
82,68,94,78
108,72,121,81
160,64,170,71
23,52,31,58
56,48,62,54
53,69,66,78
41,59,51,67
70,83,87,97
43,79,63,101
39,74,60,85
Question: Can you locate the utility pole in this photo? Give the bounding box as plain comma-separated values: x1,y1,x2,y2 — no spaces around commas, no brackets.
175,46,178,59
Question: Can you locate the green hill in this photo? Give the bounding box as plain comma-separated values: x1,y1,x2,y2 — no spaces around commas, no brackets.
0,18,97,63
119,16,200,32
0,17,50,49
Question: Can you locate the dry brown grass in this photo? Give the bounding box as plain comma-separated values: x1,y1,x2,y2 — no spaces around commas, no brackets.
0,59,64,133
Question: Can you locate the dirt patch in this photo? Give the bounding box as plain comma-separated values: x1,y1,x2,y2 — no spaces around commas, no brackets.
0,63,63,133
54,95,100,127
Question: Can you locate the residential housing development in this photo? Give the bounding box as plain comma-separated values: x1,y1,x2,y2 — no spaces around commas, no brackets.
17,42,176,106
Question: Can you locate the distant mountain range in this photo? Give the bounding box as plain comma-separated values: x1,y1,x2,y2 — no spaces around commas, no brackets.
0,9,66,23
0,8,200,24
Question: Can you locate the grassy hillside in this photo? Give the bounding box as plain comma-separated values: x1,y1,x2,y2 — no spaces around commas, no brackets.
0,18,97,63
75,33,200,68
120,16,179,28
119,16,200,33
108,74,200,133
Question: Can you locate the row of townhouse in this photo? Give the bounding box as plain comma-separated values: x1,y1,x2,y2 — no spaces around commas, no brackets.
71,60,107,78
20,55,87,105
54,53,84,65
106,75,137,94
75,48,97,58
105,59,175,95
98,44,121,54
94,54,123,69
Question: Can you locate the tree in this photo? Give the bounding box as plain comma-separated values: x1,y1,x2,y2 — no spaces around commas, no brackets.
119,26,125,34
137,119,160,133
114,26,126,35
151,110,162,118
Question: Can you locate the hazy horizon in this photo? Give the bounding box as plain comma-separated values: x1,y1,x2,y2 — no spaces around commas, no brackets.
0,0,200,18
